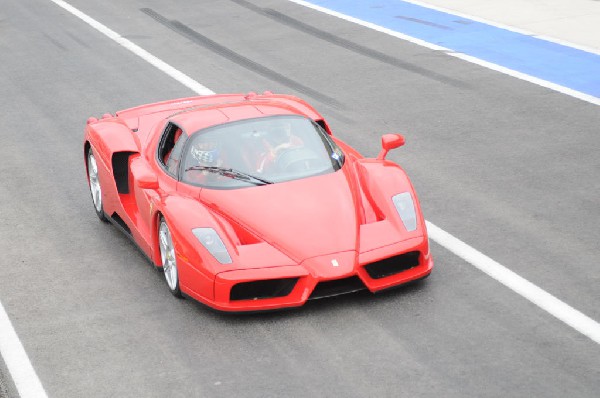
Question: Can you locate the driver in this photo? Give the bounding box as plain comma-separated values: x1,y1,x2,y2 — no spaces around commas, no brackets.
256,118,303,173
191,141,220,166
184,137,223,183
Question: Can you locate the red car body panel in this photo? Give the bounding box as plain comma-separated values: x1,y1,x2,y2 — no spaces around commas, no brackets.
84,92,432,312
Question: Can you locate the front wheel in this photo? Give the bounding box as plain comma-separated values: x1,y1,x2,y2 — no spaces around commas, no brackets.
158,217,183,298
87,149,108,222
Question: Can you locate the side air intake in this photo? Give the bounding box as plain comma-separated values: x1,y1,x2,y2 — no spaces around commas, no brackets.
112,152,136,194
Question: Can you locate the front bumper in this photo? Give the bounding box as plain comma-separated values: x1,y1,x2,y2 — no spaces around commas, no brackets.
191,236,433,312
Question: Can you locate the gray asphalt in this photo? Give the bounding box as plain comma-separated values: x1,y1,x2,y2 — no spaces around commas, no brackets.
1,0,599,397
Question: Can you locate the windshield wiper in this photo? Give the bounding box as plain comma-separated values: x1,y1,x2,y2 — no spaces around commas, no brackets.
184,166,273,185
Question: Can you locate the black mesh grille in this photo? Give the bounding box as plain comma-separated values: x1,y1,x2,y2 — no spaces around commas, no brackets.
364,251,420,279
309,276,365,300
230,278,298,301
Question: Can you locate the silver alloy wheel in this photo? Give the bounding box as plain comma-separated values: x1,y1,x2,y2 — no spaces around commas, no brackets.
87,151,102,213
159,220,179,292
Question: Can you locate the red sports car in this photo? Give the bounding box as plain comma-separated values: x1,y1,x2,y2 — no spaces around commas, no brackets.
84,92,433,311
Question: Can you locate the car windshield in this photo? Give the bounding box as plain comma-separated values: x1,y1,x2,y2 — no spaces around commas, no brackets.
180,115,344,189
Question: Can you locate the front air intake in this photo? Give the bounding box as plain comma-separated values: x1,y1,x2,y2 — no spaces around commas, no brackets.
230,278,298,301
364,251,420,279
309,276,365,300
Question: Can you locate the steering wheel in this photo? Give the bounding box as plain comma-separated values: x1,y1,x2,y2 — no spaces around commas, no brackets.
275,147,322,172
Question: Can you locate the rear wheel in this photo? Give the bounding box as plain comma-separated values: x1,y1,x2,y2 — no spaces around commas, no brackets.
87,149,108,222
158,217,182,298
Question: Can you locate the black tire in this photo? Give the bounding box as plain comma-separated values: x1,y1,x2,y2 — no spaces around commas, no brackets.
158,216,183,298
87,148,109,222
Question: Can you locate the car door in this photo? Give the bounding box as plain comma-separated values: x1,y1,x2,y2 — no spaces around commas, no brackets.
131,122,186,255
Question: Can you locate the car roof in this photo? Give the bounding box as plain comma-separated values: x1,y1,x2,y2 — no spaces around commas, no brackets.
168,95,323,134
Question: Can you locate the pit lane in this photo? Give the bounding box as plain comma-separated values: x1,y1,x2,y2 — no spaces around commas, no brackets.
0,1,599,397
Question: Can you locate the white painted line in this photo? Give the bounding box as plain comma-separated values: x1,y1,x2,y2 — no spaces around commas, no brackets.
285,0,600,107
0,2,216,396
48,0,215,96
449,52,600,106
0,301,48,398
286,0,449,52
426,221,600,344
401,0,600,56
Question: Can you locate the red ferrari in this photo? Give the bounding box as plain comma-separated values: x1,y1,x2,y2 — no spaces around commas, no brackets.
84,92,433,311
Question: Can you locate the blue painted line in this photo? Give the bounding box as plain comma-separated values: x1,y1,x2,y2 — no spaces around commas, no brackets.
307,0,600,97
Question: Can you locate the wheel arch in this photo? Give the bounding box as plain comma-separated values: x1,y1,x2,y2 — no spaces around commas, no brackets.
151,210,165,267
84,140,92,182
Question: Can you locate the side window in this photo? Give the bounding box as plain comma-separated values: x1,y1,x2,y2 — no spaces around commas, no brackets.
158,122,187,177
166,130,187,176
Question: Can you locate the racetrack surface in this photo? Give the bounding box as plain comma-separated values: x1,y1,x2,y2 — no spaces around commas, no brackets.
1,0,599,397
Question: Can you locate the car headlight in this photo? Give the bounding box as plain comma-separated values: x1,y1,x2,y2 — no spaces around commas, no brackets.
192,228,232,264
392,192,417,232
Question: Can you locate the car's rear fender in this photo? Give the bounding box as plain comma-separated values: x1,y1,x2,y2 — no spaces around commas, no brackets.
85,119,141,156
84,119,141,215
